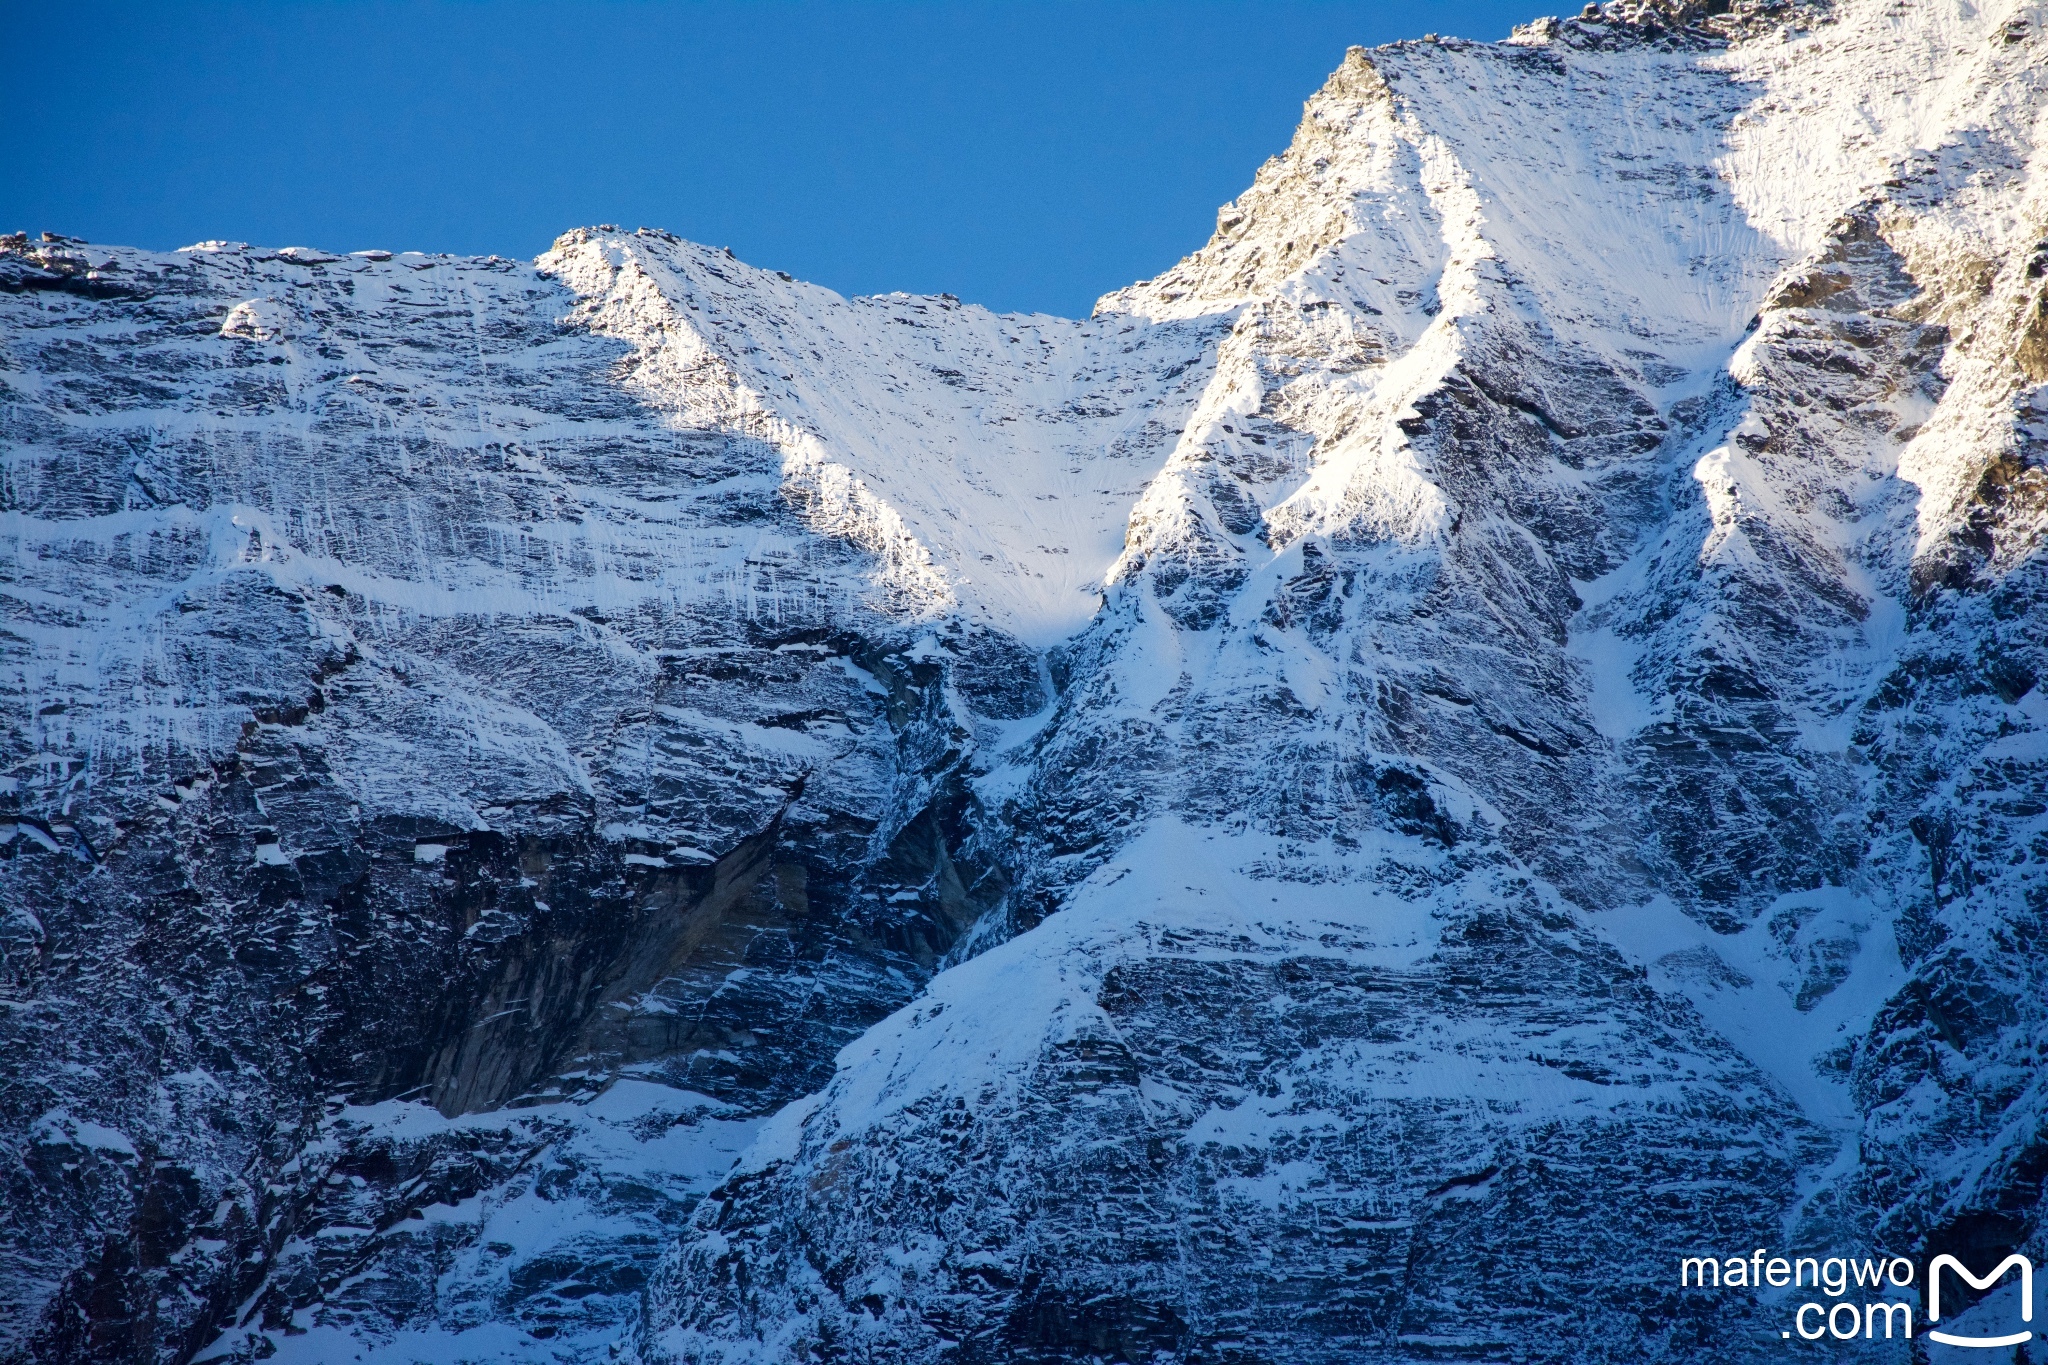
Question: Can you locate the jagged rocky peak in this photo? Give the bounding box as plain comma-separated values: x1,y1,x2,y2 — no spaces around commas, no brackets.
3,0,2045,1362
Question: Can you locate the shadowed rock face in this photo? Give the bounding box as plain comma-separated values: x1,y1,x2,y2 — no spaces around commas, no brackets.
661,900,1830,1364
5,1,2048,1362
0,241,1028,1362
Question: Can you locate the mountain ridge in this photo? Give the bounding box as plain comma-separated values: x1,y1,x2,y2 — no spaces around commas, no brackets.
3,0,2046,1360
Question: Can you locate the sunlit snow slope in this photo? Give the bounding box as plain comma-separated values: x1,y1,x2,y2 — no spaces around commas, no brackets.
539,232,1223,644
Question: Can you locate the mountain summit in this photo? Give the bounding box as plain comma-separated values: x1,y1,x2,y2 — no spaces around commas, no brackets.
3,1,2044,1361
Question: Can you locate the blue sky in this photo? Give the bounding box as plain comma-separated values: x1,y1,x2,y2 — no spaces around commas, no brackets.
4,2,1535,317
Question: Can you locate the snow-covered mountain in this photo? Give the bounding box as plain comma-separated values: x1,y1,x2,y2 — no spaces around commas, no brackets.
3,0,2044,1360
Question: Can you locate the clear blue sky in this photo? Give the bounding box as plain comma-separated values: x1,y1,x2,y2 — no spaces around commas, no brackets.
4,2,1537,317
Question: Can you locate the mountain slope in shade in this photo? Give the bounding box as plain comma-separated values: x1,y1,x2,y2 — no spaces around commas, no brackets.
2,0,2045,1361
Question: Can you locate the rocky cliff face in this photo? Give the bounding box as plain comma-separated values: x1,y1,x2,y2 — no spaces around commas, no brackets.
4,0,2045,1361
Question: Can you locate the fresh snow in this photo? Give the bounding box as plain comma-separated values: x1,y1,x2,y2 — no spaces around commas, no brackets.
9,0,2048,1358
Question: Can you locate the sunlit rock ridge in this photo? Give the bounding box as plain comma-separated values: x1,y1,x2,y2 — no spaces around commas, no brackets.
3,0,2045,1361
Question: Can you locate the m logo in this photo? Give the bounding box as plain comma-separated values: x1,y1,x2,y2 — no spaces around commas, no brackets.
1927,1254,2033,1349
